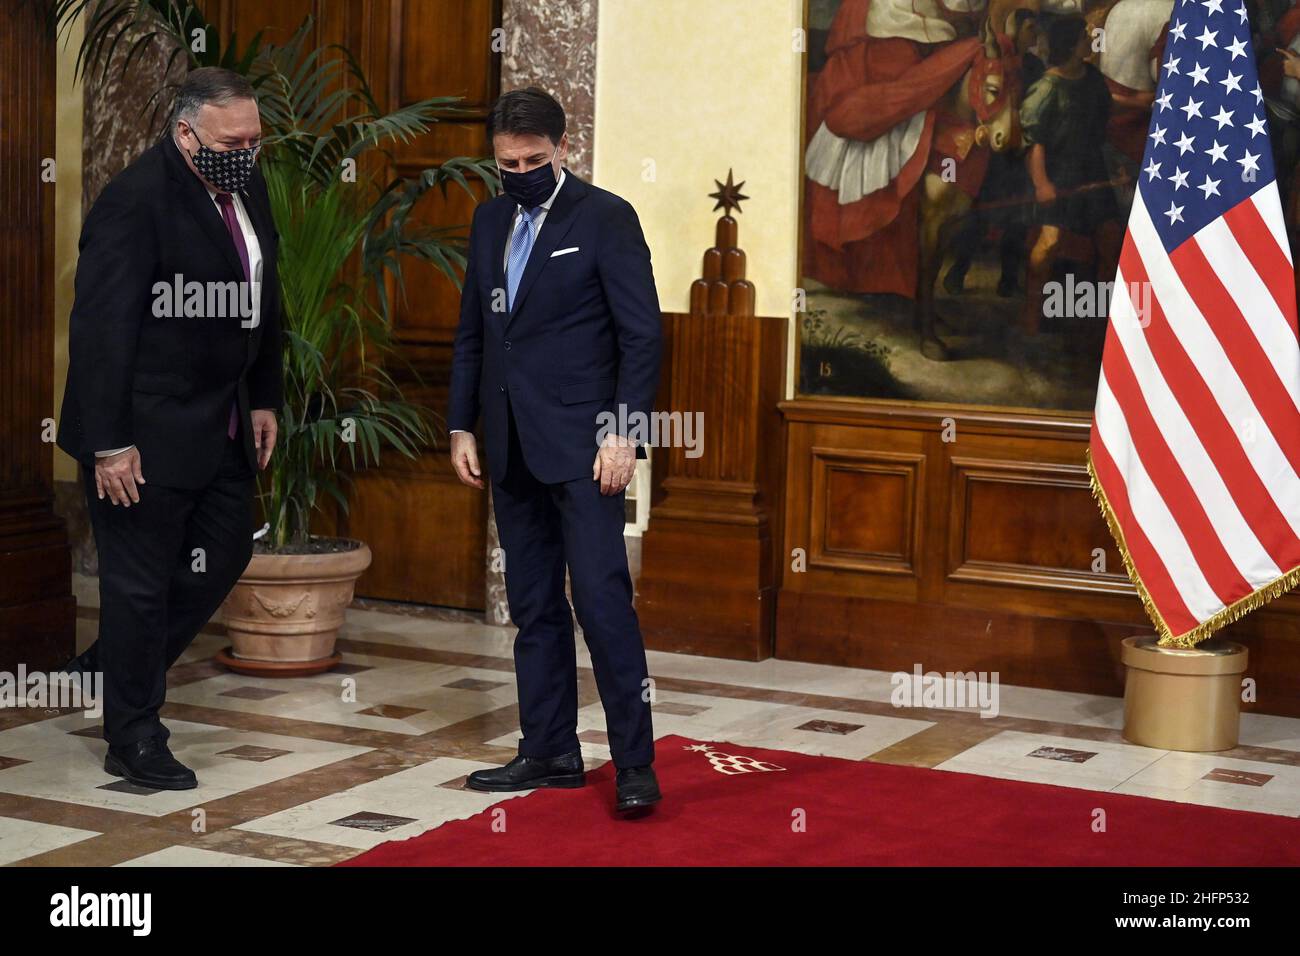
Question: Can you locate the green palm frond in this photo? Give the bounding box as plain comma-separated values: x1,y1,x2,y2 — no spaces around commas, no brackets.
51,0,267,131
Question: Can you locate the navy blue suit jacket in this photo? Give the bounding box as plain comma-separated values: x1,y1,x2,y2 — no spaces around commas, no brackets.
448,171,662,485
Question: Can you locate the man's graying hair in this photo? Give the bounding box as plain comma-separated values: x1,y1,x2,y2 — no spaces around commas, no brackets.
171,67,256,130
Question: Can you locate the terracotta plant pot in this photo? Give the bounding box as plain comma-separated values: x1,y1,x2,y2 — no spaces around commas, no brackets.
217,540,372,677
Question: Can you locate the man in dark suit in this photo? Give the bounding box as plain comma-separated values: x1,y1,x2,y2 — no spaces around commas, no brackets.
57,67,283,790
449,88,663,813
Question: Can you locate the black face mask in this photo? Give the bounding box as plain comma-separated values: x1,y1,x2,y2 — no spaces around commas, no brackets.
498,148,559,209
187,128,259,194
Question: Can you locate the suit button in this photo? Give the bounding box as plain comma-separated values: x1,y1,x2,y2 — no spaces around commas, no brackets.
499,385,506,393
503,340,511,350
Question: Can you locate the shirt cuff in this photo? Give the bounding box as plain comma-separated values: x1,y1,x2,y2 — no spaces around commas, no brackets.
449,429,469,435
95,445,135,457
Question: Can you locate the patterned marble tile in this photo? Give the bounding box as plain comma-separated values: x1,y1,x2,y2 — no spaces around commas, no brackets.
1202,767,1272,786
937,731,1166,792
796,719,863,735
653,700,710,717
1028,745,1097,764
165,662,517,736
115,845,300,867
487,694,932,763
355,704,425,720
0,713,371,817
1237,712,1300,753
1115,752,1300,814
235,757,525,850
217,745,292,762
98,780,162,796
980,683,1125,729
329,810,418,833
219,686,288,701
0,816,100,865
329,662,373,676
443,678,508,692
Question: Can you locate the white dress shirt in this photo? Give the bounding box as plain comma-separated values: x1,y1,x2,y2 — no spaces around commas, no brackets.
451,168,566,438
97,186,262,457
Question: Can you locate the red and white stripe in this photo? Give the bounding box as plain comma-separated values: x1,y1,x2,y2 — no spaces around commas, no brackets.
1089,186,1300,642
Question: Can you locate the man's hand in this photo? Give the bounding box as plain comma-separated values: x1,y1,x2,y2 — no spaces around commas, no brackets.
593,434,636,496
95,447,145,507
251,409,278,470
451,431,484,489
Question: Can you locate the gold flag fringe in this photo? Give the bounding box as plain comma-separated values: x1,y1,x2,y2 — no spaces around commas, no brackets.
1085,448,1300,647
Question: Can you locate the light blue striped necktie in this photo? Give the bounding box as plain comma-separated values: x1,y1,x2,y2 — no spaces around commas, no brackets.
506,205,542,312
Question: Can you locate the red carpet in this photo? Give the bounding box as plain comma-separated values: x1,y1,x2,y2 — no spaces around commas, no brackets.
338,735,1300,866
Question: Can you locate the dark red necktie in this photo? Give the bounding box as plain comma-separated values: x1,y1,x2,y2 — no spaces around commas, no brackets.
215,192,248,440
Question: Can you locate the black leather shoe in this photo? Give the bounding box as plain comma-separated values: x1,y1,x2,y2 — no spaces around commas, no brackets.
60,643,99,676
465,751,585,792
104,735,197,790
615,764,661,813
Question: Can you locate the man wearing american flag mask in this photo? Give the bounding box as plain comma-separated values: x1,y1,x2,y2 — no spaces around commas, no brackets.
1089,0,1300,646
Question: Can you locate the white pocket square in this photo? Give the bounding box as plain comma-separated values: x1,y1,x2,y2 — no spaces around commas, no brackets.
550,246,580,258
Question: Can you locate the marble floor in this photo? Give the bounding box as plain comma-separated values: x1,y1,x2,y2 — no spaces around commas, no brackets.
3,574,1300,866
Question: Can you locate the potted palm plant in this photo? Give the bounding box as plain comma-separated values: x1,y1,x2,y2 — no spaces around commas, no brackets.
57,2,497,674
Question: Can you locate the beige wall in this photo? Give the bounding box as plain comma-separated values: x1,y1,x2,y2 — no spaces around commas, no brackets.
592,0,805,394
53,18,84,483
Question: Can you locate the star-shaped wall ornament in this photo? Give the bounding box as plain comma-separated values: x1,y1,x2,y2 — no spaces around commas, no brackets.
709,169,748,216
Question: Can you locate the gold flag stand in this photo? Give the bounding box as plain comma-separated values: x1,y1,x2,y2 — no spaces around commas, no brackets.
1121,636,1248,752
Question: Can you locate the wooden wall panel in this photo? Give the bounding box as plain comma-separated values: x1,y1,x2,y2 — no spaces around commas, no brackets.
810,448,923,578
341,454,486,607
216,0,321,45
385,1,499,350
777,399,1300,717
390,120,494,346
0,3,74,668
947,456,1129,595
358,0,499,607
393,0,499,107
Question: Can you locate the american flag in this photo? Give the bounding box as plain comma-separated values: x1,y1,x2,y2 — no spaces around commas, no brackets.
1089,0,1300,646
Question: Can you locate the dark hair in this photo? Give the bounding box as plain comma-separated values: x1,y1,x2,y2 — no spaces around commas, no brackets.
487,87,566,145
171,67,256,128
1045,16,1087,67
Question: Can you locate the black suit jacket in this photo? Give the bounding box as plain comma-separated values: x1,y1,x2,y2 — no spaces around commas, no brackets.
447,171,662,485
57,136,284,489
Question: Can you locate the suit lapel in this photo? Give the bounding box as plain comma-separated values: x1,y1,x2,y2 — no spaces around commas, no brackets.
505,171,585,329
241,176,276,267
488,198,514,313
238,175,278,352
162,136,246,281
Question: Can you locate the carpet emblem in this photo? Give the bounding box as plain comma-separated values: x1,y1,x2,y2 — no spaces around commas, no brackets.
685,742,787,775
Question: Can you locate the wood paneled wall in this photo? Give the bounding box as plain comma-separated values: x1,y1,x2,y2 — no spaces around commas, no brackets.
211,0,500,607
777,399,1300,718
0,3,75,668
